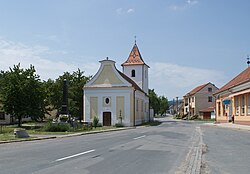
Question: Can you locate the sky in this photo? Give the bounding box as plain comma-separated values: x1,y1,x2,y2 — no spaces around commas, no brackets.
0,0,250,100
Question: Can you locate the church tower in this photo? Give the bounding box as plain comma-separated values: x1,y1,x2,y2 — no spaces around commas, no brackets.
122,41,150,94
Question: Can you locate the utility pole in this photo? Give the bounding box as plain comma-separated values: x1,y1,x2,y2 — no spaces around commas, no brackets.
176,97,179,115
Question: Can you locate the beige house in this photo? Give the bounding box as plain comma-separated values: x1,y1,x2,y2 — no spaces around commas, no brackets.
183,82,218,119
214,67,250,125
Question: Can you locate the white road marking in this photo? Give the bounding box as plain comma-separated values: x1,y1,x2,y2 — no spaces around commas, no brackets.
133,135,146,140
55,149,95,162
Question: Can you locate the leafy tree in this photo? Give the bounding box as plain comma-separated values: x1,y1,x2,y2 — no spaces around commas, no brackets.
0,64,46,127
149,89,160,115
159,96,169,115
149,89,169,116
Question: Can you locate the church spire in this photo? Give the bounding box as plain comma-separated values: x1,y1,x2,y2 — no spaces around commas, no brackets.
121,40,149,67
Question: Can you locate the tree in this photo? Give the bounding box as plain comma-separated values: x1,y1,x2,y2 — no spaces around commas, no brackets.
0,64,46,127
149,89,160,115
159,96,169,116
149,89,169,116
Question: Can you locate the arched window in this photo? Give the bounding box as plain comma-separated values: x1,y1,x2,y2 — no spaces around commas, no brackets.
131,70,135,77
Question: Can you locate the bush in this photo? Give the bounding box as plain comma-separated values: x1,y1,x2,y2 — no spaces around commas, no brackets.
115,123,124,127
43,122,70,132
83,123,92,131
93,116,99,128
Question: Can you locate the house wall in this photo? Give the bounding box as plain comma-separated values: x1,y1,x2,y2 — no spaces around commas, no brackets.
135,90,149,125
195,83,218,116
216,92,250,125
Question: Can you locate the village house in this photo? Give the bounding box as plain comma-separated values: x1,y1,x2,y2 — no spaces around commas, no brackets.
83,42,150,126
183,82,218,119
214,67,250,125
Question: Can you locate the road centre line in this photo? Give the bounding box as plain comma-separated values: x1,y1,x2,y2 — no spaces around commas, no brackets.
133,135,146,140
55,149,95,162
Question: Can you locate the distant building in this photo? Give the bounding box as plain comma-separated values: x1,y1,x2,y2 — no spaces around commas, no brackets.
214,67,250,125
83,43,149,126
183,82,218,119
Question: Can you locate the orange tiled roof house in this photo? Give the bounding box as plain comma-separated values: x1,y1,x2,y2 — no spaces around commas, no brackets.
214,67,250,125
183,83,218,119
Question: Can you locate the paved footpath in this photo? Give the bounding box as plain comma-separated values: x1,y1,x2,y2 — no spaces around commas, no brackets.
204,122,250,131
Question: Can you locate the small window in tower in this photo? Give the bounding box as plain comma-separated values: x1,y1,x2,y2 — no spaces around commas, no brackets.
131,70,135,77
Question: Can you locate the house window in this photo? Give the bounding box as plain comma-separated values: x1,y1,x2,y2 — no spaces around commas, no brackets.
0,112,5,120
235,96,239,115
218,102,221,116
192,97,194,102
208,88,212,92
208,96,213,102
242,95,245,115
131,70,135,77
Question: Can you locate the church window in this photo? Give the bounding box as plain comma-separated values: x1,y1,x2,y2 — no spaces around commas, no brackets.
131,70,135,77
105,98,110,105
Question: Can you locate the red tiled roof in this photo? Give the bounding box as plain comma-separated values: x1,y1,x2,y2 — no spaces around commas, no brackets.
185,83,209,96
215,67,250,94
122,44,149,67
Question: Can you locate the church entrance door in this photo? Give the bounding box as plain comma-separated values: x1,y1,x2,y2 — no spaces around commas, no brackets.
103,112,111,126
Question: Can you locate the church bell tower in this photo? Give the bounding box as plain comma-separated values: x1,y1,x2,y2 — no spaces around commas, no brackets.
122,40,149,94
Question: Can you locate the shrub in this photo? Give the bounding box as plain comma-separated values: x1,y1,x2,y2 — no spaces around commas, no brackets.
43,122,70,132
93,116,99,128
115,123,124,127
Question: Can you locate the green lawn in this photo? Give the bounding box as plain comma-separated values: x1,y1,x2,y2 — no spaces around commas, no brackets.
0,124,119,141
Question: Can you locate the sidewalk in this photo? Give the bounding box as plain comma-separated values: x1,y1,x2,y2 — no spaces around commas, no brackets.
204,122,250,131
0,127,135,144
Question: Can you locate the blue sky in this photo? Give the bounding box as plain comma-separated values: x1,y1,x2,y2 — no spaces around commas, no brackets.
0,0,250,99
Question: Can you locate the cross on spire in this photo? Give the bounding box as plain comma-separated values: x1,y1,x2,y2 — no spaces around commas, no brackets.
247,55,250,67
134,35,136,44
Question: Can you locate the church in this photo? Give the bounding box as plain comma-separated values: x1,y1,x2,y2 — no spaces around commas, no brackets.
83,42,150,126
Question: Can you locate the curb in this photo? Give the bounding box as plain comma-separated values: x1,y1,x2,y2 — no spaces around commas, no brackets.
203,122,250,131
0,127,135,144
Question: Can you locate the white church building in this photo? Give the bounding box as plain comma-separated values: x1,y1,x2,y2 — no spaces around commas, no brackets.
83,43,150,126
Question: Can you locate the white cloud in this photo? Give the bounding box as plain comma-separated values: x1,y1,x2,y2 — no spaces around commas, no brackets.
127,8,135,13
116,8,135,15
0,38,98,80
149,62,226,99
169,0,199,11
116,8,123,15
187,0,198,6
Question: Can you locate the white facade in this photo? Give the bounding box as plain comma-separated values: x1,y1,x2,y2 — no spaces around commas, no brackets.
84,58,149,126
123,64,149,94
84,88,133,126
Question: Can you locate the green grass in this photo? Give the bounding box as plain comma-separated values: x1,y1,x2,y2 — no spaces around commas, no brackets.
0,124,118,141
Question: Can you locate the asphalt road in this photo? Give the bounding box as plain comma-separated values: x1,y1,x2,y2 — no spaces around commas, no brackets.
201,125,250,174
0,118,198,174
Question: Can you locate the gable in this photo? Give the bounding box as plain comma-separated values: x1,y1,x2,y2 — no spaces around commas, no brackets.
92,64,124,85
85,59,132,88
